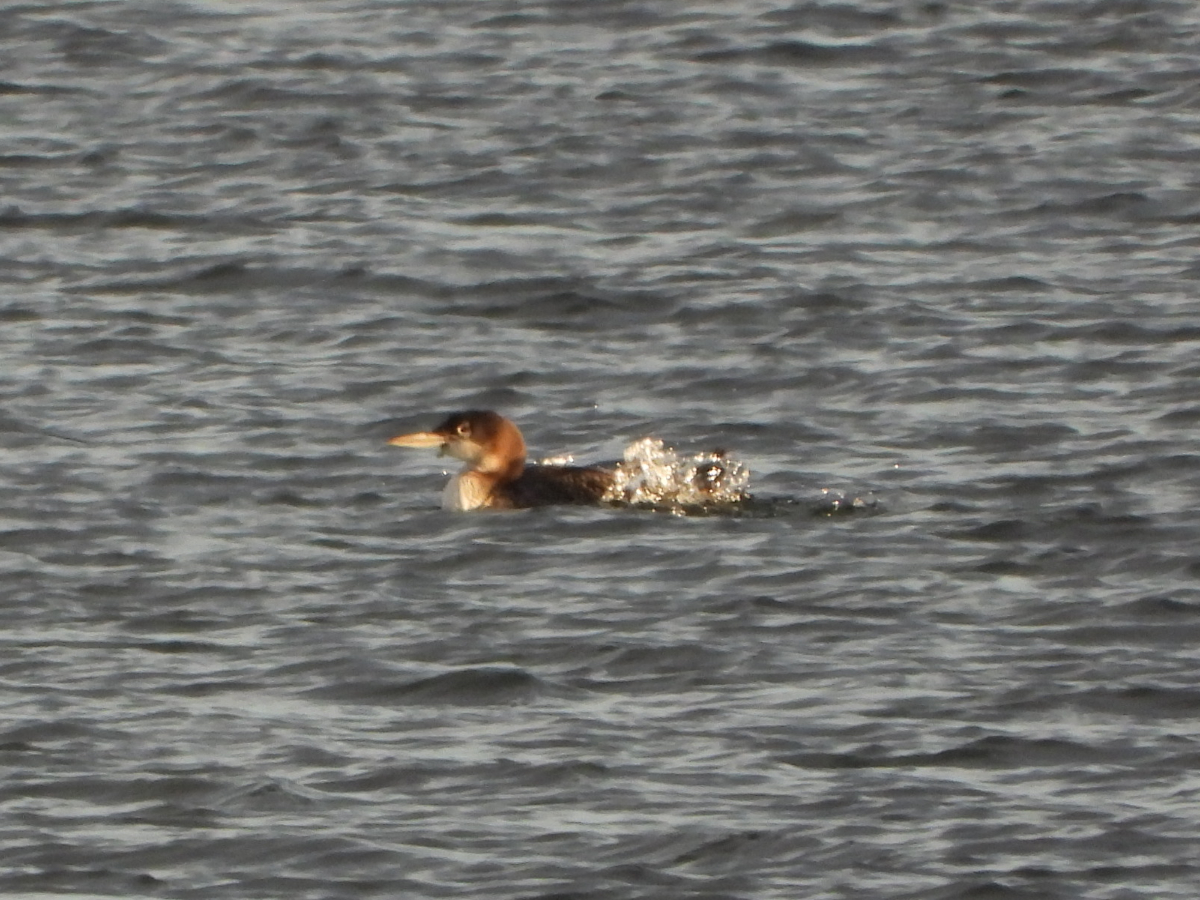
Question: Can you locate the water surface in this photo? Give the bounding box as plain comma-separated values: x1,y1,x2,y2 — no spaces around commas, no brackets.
3,1,1200,898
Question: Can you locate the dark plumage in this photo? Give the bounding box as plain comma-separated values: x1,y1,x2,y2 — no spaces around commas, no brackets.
503,463,615,509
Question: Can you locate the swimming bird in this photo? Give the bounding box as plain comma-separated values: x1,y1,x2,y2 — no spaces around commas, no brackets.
388,410,615,510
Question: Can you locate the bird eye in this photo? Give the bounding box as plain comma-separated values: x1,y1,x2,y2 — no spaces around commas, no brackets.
457,423,470,436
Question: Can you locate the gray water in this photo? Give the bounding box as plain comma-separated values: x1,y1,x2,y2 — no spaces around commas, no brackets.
3,1,1200,898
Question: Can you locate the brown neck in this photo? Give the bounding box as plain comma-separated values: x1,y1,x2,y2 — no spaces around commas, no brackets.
476,418,527,484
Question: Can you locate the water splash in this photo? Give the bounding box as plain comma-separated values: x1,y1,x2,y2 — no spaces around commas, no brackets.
603,437,751,510
546,439,879,518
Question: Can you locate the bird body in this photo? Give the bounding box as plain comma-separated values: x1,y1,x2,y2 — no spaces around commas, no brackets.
389,411,614,510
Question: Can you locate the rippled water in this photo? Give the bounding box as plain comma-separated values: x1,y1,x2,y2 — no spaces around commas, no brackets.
4,1,1200,898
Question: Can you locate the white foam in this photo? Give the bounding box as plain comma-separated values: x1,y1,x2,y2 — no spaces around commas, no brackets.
604,437,750,508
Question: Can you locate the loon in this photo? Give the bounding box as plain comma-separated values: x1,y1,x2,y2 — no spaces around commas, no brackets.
388,410,615,510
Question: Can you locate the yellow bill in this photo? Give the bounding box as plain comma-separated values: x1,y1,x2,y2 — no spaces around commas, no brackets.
387,431,445,449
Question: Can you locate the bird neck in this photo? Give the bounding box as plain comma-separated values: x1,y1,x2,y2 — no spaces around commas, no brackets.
474,419,526,482
443,470,500,510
